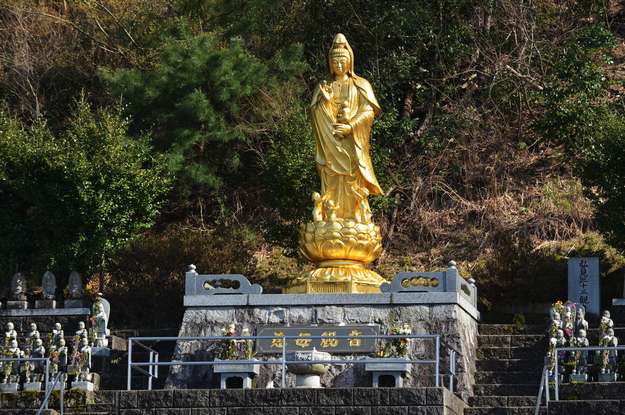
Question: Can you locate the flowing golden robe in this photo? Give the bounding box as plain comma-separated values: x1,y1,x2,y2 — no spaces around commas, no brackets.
310,75,383,221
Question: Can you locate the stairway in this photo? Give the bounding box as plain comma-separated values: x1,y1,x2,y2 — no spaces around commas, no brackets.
466,324,546,415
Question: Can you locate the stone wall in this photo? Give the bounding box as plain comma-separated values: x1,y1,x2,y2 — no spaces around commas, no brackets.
0,388,466,415
167,293,478,399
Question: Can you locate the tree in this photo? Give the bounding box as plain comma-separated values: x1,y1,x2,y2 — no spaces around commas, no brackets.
100,32,308,196
0,100,170,282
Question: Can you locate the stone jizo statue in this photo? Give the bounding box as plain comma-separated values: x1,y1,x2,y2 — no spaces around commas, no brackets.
574,307,588,337
599,327,619,372
41,271,56,300
75,321,88,338
93,300,109,347
52,322,64,346
31,338,46,371
66,271,84,299
79,337,92,376
57,338,68,369
4,322,17,341
9,273,27,301
27,323,40,341
600,310,614,338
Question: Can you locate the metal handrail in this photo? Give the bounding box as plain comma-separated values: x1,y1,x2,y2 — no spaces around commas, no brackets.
127,333,444,391
552,344,625,401
534,362,550,415
37,372,64,415
1,357,51,404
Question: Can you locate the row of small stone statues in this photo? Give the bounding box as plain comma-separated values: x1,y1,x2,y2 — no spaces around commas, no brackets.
2,321,95,385
547,301,619,381
3,271,85,308
548,302,617,350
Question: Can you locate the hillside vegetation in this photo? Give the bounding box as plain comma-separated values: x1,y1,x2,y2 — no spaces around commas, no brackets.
1,0,624,327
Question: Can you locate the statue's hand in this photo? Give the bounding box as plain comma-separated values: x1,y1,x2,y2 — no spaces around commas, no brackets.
320,81,333,101
333,123,352,138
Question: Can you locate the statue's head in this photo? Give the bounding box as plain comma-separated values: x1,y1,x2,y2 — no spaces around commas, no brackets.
78,321,85,330
608,328,615,336
328,33,353,77
604,310,611,318
35,339,43,347
59,338,66,347
6,322,14,331
579,329,587,338
54,322,61,331
557,329,564,338
9,339,17,349
30,323,37,331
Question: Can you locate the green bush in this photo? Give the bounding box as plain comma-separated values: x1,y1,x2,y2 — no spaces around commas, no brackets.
0,100,170,283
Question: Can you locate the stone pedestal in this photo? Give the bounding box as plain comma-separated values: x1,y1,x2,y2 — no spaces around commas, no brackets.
6,301,27,310
92,347,112,357
23,382,42,392
213,360,260,389
64,299,85,308
71,381,95,391
569,373,587,383
35,300,57,309
598,371,618,382
0,383,19,394
169,292,479,398
364,357,411,387
287,350,331,388
47,381,66,391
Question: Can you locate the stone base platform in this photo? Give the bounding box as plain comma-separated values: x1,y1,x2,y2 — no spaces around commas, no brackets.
0,388,466,415
169,292,479,398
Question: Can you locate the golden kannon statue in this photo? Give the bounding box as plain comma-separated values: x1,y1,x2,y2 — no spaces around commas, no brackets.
286,33,386,294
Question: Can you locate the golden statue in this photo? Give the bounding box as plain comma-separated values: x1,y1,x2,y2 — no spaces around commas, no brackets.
286,33,386,294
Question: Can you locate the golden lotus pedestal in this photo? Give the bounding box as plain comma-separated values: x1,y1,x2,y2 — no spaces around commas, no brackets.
284,219,386,294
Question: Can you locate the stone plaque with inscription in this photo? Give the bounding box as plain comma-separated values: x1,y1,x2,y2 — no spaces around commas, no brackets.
255,325,379,354
568,257,600,316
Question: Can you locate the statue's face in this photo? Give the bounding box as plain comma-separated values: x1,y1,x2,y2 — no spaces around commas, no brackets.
608,328,615,336
79,322,85,329
604,311,611,318
10,340,17,348
30,323,36,331
579,329,586,337
60,339,65,346
55,323,61,330
330,55,350,77
7,322,13,331
35,339,42,347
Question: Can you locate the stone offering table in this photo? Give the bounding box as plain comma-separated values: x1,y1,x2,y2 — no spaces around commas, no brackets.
364,357,411,387
213,359,260,389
